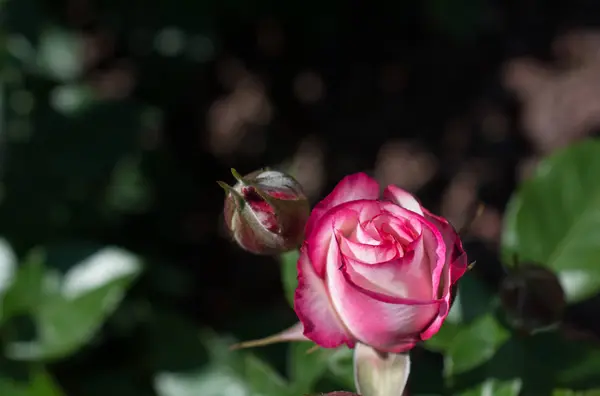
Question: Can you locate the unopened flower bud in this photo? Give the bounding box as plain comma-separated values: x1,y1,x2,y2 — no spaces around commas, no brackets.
218,168,310,255
500,262,566,333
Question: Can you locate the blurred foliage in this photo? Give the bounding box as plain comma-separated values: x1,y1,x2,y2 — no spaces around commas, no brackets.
2,0,600,395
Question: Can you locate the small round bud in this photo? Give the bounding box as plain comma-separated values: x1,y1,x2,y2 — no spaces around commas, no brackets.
500,262,566,333
218,168,310,255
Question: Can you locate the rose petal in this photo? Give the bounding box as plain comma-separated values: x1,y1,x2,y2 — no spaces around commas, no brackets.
384,185,424,215
371,214,417,245
343,236,432,300
294,248,355,348
326,241,439,353
352,222,381,245
420,255,451,340
306,173,380,236
338,235,398,264
423,208,468,284
306,200,380,277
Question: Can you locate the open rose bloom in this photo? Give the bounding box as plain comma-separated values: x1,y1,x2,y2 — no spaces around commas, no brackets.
295,173,468,353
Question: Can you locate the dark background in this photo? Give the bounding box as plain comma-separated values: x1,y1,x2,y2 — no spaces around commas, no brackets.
3,0,600,394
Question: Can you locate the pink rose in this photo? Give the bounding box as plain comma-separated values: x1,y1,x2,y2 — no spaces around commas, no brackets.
294,173,468,353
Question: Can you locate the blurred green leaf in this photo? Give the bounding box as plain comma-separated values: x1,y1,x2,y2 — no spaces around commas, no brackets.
244,354,289,396
280,249,299,308
426,314,509,377
456,378,522,396
424,322,461,352
1,248,45,323
553,390,600,396
6,246,142,361
502,139,600,303
155,329,290,396
453,329,600,393
155,366,249,396
0,238,17,317
35,26,84,82
104,154,153,215
288,342,333,394
445,314,509,376
326,347,355,390
0,368,64,396
448,272,495,324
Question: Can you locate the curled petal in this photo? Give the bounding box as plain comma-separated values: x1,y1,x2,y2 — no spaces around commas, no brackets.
338,235,398,264
326,242,440,353
419,243,452,340
384,185,424,215
294,248,355,348
343,237,432,300
423,208,468,284
306,173,380,236
306,200,380,277
352,222,381,245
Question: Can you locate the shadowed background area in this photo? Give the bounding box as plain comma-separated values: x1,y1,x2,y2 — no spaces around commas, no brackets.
3,0,600,395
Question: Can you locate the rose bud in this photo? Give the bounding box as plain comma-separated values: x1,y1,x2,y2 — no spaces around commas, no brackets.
500,262,566,333
218,168,310,255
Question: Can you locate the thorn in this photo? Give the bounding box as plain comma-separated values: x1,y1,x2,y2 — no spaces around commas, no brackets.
468,261,476,270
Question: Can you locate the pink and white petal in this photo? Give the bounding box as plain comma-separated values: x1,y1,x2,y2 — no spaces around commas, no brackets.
379,203,423,235
419,220,448,300
352,222,381,245
420,258,452,340
377,216,418,245
294,249,355,348
384,185,424,215
306,173,380,236
423,208,468,284
338,235,398,264
450,249,469,284
326,242,439,352
306,201,379,277
343,237,432,300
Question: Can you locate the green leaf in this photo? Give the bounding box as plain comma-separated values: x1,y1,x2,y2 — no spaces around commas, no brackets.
326,347,355,390
155,367,249,396
6,246,142,361
280,249,299,308
553,390,600,396
453,329,600,393
1,248,45,323
456,378,522,396
502,139,600,303
0,368,65,396
0,238,17,296
288,342,333,394
244,354,289,396
448,272,495,324
154,329,290,396
446,314,509,376
424,273,498,354
427,314,509,377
